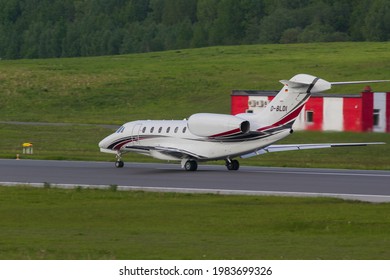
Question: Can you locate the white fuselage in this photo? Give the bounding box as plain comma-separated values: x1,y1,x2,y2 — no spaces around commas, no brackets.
99,119,291,161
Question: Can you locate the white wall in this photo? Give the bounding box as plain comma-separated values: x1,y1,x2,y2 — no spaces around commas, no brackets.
373,92,387,132
323,98,343,131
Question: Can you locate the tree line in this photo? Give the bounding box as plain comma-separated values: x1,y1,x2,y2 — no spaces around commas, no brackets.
1,0,390,59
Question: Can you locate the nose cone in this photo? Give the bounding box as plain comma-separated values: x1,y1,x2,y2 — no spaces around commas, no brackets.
99,135,112,150
99,135,118,154
98,139,106,149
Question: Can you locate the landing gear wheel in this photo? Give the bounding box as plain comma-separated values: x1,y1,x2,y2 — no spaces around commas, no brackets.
115,152,124,168
226,159,239,171
184,160,198,171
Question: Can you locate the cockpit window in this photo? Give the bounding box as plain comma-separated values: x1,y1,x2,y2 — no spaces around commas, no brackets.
116,126,125,133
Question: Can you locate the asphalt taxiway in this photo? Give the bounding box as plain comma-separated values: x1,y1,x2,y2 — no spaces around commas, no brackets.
0,159,389,202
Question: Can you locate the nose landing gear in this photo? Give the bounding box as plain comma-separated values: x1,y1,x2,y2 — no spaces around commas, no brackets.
115,153,124,168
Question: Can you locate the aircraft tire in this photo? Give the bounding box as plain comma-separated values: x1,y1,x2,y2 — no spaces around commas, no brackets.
115,161,124,168
226,159,239,171
184,160,198,171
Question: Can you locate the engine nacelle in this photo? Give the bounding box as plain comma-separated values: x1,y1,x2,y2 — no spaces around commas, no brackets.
187,113,250,137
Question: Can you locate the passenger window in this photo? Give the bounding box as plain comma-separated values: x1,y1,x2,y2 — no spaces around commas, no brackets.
174,127,178,133
158,127,162,133
182,127,187,133
166,127,170,133
150,127,154,133
142,127,146,133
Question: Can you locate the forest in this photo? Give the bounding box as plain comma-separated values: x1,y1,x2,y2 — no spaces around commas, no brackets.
1,0,390,59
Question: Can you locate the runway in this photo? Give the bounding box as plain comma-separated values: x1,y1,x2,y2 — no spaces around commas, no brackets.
0,159,390,202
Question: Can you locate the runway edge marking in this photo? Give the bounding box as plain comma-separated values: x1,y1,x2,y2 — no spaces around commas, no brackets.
1,181,390,203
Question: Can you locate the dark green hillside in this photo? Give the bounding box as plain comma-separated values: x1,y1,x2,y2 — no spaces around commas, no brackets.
2,0,390,59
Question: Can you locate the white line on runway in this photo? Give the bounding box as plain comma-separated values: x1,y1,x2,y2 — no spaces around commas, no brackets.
153,164,390,177
245,170,390,177
1,181,390,203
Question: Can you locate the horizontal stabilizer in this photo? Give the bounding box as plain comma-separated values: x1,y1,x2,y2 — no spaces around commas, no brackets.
240,142,385,159
331,80,390,85
279,79,311,88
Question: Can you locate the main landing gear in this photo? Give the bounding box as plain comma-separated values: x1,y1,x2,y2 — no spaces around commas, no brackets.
115,153,124,168
225,159,240,171
183,159,198,171
182,159,240,171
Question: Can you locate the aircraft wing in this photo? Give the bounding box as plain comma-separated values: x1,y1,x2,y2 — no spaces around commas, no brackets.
240,142,385,159
154,146,205,160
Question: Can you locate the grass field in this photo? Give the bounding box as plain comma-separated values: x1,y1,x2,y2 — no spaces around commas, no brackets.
1,186,390,260
1,42,390,124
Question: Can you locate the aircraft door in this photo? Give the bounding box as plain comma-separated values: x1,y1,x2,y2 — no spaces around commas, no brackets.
131,123,143,145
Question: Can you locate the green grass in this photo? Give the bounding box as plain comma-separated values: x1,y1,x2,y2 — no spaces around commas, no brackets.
1,42,390,124
1,186,390,260
0,123,114,161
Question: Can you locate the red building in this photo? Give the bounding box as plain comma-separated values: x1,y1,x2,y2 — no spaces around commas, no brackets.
231,87,390,133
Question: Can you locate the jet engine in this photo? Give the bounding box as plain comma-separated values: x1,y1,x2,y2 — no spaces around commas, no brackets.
187,113,250,137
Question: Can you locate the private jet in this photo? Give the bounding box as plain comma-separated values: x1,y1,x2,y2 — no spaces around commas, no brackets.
99,74,386,171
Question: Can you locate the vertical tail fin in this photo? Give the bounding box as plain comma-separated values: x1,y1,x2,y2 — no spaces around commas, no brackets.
254,74,331,132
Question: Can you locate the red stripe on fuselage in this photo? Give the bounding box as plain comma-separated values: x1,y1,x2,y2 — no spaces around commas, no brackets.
210,128,241,138
257,104,304,132
113,139,134,150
